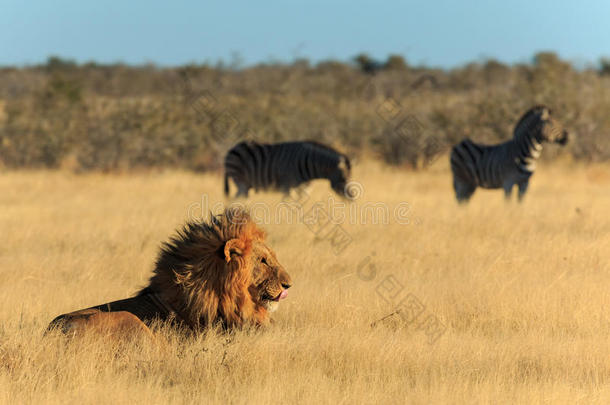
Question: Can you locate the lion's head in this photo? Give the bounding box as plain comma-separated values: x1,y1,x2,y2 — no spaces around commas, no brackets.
144,208,292,330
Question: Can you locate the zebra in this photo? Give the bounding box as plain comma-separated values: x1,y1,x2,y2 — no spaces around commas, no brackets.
224,140,353,198
450,105,568,203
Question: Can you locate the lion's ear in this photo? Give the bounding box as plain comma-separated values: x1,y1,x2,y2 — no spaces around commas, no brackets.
224,239,245,262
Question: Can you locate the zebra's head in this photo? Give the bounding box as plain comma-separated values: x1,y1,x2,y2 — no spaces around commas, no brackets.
329,155,352,198
532,106,569,146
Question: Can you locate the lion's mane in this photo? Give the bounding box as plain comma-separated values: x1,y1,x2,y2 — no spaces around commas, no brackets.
141,208,269,330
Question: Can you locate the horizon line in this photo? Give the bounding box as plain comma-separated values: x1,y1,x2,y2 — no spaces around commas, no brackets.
2,51,608,72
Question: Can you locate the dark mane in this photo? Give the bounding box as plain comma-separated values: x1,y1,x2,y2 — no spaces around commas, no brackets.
513,105,549,137
303,140,351,167
141,208,268,329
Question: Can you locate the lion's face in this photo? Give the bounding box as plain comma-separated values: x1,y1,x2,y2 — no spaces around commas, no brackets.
249,240,292,313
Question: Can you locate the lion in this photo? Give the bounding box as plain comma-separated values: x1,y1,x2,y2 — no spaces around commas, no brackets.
47,208,292,337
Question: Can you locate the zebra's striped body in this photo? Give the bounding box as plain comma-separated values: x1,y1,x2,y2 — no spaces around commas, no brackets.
224,141,352,198
450,106,568,203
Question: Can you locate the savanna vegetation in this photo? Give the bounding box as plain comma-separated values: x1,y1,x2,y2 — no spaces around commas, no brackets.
0,161,609,403
1,52,610,172
1,53,609,403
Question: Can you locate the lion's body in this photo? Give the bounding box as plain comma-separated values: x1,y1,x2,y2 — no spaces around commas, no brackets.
48,309,155,339
47,289,182,337
47,208,292,337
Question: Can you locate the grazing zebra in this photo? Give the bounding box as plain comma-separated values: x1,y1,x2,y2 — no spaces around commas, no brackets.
224,140,352,198
450,105,568,203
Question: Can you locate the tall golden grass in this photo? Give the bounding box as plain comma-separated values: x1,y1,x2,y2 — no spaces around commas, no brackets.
0,158,609,404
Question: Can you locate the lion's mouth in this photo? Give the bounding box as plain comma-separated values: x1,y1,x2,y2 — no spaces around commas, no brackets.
273,290,288,301
263,290,288,302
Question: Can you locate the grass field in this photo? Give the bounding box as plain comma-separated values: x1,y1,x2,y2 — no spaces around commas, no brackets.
0,158,609,404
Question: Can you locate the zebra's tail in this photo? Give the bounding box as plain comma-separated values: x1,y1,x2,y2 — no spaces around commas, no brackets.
224,172,230,196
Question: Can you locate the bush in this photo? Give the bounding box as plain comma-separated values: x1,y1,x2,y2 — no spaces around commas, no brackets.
0,53,608,171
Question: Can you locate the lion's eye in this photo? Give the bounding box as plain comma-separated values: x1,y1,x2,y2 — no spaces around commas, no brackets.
261,257,268,265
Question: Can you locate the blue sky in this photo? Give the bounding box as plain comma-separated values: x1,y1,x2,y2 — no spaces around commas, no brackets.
1,0,609,68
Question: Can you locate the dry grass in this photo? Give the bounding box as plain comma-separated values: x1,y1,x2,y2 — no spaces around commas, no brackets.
0,158,609,404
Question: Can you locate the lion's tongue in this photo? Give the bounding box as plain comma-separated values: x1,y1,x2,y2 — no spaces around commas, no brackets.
274,290,288,301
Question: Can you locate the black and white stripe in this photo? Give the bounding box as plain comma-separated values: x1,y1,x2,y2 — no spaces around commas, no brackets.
450,105,568,203
224,141,352,198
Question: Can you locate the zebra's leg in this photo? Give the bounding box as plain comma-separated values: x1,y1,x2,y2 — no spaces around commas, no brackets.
453,178,476,203
235,182,250,198
503,182,514,201
517,181,529,202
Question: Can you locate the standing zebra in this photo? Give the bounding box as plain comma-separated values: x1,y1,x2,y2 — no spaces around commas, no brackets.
450,105,568,203
224,140,353,198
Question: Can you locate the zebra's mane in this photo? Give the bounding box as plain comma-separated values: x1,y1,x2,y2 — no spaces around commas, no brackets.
238,139,350,169
303,140,341,154
513,105,549,138
303,140,351,168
